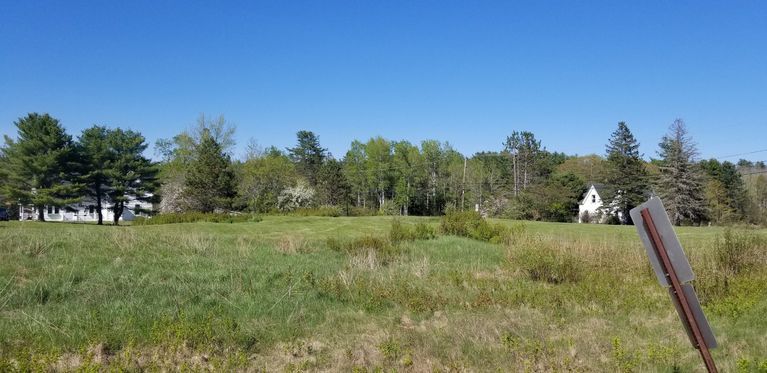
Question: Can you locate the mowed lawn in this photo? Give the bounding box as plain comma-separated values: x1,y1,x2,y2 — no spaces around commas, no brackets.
0,216,765,371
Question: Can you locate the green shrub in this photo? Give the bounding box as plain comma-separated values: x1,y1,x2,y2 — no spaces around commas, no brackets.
440,210,484,237
413,221,437,240
132,212,261,225
389,219,411,244
512,240,584,284
715,229,764,275
440,209,522,243
390,219,437,243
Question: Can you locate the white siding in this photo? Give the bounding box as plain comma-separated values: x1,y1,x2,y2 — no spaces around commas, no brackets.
19,196,153,222
578,185,603,223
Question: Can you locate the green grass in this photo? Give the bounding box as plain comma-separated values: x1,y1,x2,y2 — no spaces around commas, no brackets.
0,216,765,371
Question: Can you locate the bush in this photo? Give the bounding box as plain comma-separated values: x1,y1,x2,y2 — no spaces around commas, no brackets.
132,212,261,225
413,222,437,240
277,182,315,212
440,210,484,237
715,229,764,275
512,240,584,284
389,219,411,244
439,209,523,243
390,219,437,244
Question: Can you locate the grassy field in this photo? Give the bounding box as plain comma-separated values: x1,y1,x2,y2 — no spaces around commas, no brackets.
0,216,766,372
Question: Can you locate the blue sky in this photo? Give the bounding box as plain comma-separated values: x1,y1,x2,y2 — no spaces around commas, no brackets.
1,1,765,161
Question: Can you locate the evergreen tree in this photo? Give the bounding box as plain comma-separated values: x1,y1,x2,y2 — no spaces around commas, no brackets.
704,179,735,223
287,131,327,186
1,113,80,221
77,125,112,224
317,158,351,208
105,129,158,225
183,129,235,212
656,119,706,225
602,122,649,224
699,159,749,221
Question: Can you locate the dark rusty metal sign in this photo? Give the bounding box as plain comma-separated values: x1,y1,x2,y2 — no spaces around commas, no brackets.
629,196,718,373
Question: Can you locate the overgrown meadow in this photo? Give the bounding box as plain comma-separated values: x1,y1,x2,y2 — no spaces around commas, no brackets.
0,216,765,372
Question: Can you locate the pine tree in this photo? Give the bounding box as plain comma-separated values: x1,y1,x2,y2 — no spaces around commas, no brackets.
287,131,327,186
657,119,706,225
183,129,235,212
1,113,80,221
699,159,749,221
317,158,351,208
602,122,649,224
105,129,158,225
77,125,112,224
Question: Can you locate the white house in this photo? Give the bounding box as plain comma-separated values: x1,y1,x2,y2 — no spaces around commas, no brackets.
578,184,605,223
578,184,634,223
19,196,153,222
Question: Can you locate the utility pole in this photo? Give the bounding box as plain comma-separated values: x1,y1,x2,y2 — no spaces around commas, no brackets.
461,157,467,210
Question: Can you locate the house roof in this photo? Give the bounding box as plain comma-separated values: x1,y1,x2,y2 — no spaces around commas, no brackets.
579,183,655,205
579,183,606,205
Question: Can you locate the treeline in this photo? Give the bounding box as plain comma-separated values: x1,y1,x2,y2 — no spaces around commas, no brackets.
2,113,766,225
152,115,767,225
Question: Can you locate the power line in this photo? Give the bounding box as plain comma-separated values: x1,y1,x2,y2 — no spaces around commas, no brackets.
715,149,767,159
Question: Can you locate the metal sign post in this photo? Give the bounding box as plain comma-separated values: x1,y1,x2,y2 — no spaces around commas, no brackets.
629,197,718,373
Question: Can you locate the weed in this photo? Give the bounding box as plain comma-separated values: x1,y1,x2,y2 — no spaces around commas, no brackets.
511,240,584,284
611,337,638,372
714,229,764,275
389,219,437,243
378,338,402,360
440,209,522,243
276,234,311,254
326,235,402,265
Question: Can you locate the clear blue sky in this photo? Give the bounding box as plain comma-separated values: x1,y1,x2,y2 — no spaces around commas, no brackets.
2,1,766,161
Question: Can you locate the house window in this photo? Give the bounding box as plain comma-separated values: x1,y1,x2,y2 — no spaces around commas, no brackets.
592,195,596,203
54,206,60,214
89,205,95,214
48,206,53,214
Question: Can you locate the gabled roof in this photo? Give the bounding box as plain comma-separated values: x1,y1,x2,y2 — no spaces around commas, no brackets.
580,183,606,205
